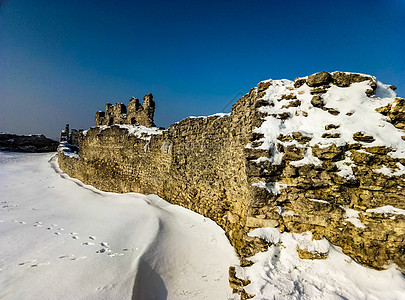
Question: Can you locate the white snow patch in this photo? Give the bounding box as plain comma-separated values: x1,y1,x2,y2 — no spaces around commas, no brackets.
290,148,322,167
62,152,79,159
309,198,329,204
188,112,230,119
366,205,405,216
373,163,405,177
238,228,405,299
117,124,164,140
341,206,367,228
252,181,287,195
251,156,270,163
335,153,356,180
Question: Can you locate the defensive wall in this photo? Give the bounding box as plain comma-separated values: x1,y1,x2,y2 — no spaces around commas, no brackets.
59,72,405,290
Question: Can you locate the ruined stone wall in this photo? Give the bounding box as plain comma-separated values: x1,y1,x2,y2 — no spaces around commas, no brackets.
59,72,405,276
59,87,268,253
95,94,156,127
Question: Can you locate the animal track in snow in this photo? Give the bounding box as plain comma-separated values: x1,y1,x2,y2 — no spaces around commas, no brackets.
96,248,111,254
123,248,138,252
89,236,96,240
70,256,87,261
107,253,124,257
100,242,109,247
72,236,79,239
30,262,50,267
19,260,37,266
70,232,78,235
54,232,61,235
82,242,95,246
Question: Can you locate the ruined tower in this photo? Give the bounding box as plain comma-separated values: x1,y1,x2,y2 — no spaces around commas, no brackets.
94,94,156,127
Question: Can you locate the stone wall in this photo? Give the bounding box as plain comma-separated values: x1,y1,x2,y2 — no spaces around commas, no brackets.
95,94,156,127
59,72,405,282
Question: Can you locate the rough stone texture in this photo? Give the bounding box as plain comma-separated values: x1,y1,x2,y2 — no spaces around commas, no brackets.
0,133,58,152
307,71,332,87
376,97,405,130
59,71,405,289
95,94,156,127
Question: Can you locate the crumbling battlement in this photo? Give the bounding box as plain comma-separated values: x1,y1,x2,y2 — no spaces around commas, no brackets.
59,72,405,288
95,93,156,127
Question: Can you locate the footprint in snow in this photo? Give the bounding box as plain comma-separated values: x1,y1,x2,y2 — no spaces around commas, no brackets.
82,242,95,246
46,227,52,230
108,253,124,257
96,248,111,254
59,255,74,259
19,221,26,224
19,260,37,266
100,242,109,247
123,248,139,252
89,236,96,240
70,232,78,235
71,256,87,261
54,232,61,235
33,224,42,227
30,262,50,267
72,236,79,239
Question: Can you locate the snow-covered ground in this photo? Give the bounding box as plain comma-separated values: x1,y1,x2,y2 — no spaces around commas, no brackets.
0,152,238,299
237,228,405,300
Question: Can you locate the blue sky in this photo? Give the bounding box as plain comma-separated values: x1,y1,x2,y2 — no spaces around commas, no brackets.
1,0,404,139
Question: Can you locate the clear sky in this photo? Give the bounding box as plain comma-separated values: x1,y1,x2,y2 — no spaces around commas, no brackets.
1,0,404,139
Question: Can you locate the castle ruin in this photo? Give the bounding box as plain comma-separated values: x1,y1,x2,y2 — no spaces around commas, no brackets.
95,94,156,127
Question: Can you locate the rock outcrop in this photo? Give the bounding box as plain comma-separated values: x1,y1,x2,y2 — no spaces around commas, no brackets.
58,72,405,296
0,133,58,152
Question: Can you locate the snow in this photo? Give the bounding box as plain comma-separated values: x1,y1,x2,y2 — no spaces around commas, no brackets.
366,205,405,216
289,148,322,167
309,198,330,204
251,156,271,163
335,153,356,180
82,125,164,140
58,142,79,159
252,181,287,195
117,124,164,140
373,162,405,177
0,152,238,299
236,228,405,299
188,112,230,119
341,206,367,228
